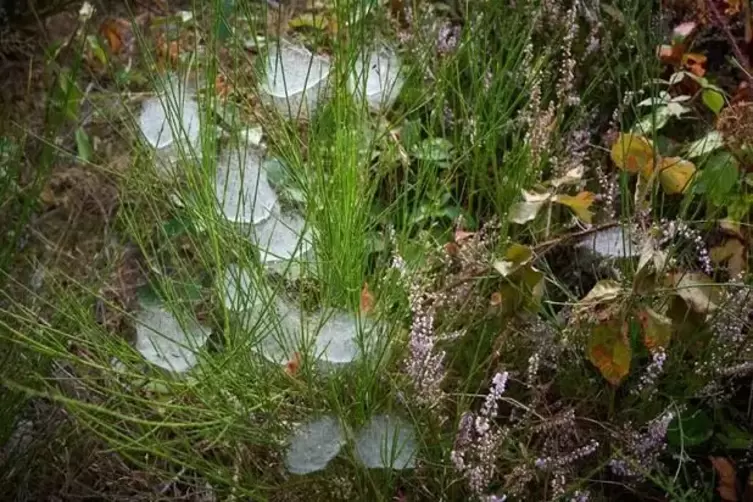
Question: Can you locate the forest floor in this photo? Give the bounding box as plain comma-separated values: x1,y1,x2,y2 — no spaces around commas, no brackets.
3,1,753,501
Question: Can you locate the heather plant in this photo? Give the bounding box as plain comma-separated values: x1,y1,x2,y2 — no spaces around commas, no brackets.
3,0,753,501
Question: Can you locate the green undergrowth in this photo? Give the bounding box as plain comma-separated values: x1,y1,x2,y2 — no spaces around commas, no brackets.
3,0,749,501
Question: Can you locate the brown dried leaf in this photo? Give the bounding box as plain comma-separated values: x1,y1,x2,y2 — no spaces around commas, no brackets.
710,456,739,501
490,292,502,307
360,282,375,314
285,352,301,376
669,271,720,313
454,229,476,242
710,239,747,278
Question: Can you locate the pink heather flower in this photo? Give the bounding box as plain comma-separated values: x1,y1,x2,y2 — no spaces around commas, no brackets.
534,439,599,470
481,372,509,418
609,409,676,478
405,306,447,408
634,348,666,394
657,219,712,275
436,22,461,55
451,375,510,500
556,5,580,107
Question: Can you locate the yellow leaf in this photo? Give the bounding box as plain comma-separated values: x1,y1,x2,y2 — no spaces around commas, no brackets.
610,133,655,176
289,13,329,30
658,157,696,194
580,279,622,305
554,191,596,224
586,318,632,386
493,244,534,277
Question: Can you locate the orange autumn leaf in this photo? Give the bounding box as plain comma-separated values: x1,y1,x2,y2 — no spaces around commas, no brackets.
725,0,742,16
657,43,683,65
99,18,130,54
444,241,460,256
683,52,707,77
215,74,232,97
360,282,375,314
586,318,632,386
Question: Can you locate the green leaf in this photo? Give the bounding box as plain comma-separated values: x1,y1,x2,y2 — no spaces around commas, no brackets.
75,127,92,163
717,420,753,450
262,157,292,187
693,151,738,205
632,107,671,134
493,243,533,277
136,284,160,306
412,138,453,163
702,89,725,114
162,214,194,237
400,120,421,151
667,409,713,447
686,131,724,158
86,35,108,65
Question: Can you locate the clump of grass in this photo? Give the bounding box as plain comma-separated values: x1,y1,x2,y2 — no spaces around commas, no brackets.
4,0,753,501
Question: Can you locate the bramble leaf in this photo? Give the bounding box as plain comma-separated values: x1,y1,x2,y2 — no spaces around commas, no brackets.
586,318,631,386
638,307,673,350
686,131,724,158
